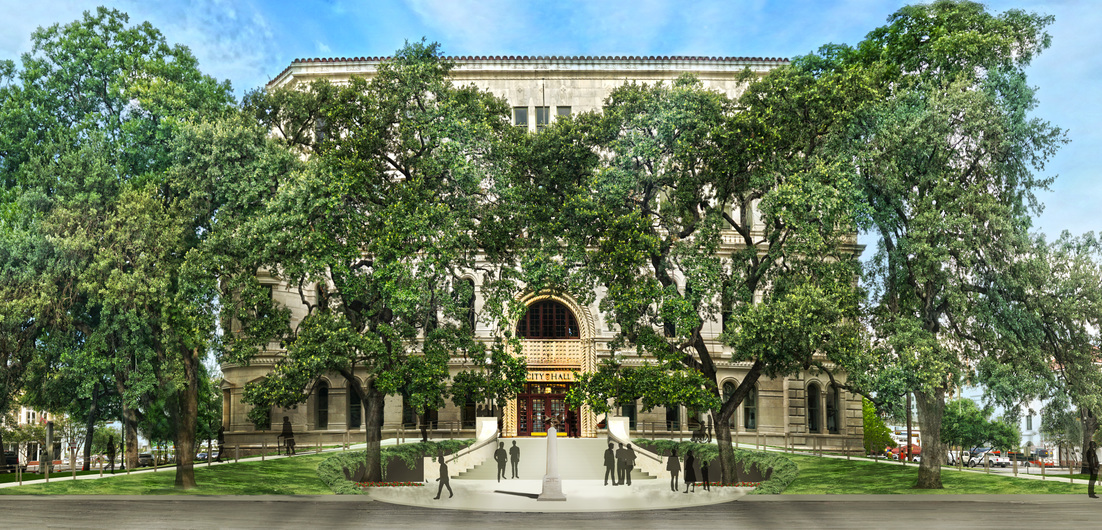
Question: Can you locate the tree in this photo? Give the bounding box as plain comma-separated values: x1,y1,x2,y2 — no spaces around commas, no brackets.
863,399,895,455
0,7,236,488
846,1,1064,489
225,41,526,482
941,398,991,451
542,68,865,484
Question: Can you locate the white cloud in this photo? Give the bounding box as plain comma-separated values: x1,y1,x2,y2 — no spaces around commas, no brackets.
403,0,528,53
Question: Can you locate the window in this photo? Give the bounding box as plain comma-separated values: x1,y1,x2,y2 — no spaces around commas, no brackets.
456,278,476,331
516,300,579,339
621,401,637,430
535,106,550,130
827,387,840,434
462,399,477,429
666,406,681,431
513,107,528,128
316,383,329,430
744,386,757,430
223,390,232,427
348,392,361,429
1026,415,1033,431
807,383,821,433
722,381,737,427
556,106,571,118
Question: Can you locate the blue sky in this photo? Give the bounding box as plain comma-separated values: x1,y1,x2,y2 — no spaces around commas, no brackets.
1,0,1097,244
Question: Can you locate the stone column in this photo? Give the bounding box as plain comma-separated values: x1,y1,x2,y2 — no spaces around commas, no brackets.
538,426,566,501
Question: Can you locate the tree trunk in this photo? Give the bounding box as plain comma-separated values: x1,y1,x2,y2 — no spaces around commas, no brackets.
713,413,740,485
82,393,99,471
173,346,200,490
913,388,945,489
122,403,139,471
363,381,385,482
1080,409,1097,474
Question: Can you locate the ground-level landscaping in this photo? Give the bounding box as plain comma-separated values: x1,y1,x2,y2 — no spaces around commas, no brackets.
782,454,1091,495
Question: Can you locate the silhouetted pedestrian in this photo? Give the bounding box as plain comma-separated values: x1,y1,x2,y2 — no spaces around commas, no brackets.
604,442,616,485
434,456,453,499
509,441,521,478
494,442,507,482
1088,440,1099,498
616,443,627,485
701,458,710,491
105,435,116,474
683,450,696,493
624,444,636,485
278,416,296,455
667,449,681,491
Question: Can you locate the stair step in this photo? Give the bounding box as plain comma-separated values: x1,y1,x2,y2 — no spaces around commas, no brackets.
457,438,656,480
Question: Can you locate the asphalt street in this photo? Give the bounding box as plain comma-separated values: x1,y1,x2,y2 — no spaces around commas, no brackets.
2,494,1101,529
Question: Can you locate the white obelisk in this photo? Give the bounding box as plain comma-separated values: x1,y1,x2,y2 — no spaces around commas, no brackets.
537,423,567,501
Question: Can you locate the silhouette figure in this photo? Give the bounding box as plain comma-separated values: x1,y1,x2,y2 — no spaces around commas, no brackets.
565,409,577,438
434,456,453,499
615,443,627,485
105,435,117,474
1088,440,1099,498
604,442,616,486
623,444,636,486
494,442,507,482
701,458,710,491
667,449,681,491
509,441,521,478
684,450,697,493
278,416,296,455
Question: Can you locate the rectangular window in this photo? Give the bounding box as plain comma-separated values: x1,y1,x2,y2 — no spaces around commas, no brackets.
513,107,528,128
557,106,571,118
535,106,550,130
1026,415,1033,431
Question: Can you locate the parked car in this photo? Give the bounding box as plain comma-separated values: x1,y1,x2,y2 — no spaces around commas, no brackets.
137,453,154,467
2,451,25,473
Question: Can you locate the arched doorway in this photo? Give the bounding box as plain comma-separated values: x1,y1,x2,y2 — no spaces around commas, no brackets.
505,295,597,437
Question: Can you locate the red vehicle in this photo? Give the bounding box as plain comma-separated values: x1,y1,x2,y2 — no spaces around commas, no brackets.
888,444,922,461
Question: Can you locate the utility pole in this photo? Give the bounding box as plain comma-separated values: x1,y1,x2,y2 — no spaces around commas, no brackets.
906,393,913,463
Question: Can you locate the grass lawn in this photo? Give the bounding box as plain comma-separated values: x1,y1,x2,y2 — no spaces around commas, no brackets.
0,453,334,495
782,454,1091,494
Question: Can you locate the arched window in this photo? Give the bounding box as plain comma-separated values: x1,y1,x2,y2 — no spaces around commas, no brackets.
348,391,361,430
744,385,757,430
316,382,329,430
827,387,841,434
455,278,476,331
807,383,821,434
516,300,579,339
722,381,737,427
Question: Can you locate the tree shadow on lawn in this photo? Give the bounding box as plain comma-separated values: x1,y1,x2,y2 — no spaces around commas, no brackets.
0,454,333,495
781,455,1089,495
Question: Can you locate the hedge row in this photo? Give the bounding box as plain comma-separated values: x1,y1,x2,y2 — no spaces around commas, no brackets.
317,440,474,494
634,439,798,495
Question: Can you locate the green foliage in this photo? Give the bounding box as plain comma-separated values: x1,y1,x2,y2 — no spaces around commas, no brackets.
316,440,473,493
940,398,1020,451
635,439,799,494
863,399,895,454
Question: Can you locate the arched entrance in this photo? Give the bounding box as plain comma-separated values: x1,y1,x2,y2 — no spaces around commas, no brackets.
504,294,597,437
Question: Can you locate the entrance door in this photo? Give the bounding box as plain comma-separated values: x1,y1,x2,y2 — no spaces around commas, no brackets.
517,383,576,436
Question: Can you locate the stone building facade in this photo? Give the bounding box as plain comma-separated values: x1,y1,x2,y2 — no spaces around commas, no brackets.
220,56,864,452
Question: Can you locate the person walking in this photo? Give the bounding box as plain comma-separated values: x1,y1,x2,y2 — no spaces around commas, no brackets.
615,443,627,485
494,442,507,482
624,444,636,486
667,449,681,492
604,442,616,486
700,458,711,491
434,456,453,499
683,450,697,493
1088,440,1099,499
509,441,521,478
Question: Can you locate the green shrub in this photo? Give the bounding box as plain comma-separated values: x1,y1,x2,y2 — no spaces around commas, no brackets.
317,440,474,494
634,438,799,494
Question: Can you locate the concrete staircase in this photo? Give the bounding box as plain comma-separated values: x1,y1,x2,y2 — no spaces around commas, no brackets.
457,438,656,481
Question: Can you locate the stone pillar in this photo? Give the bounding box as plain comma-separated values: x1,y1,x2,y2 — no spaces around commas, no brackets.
538,426,566,501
